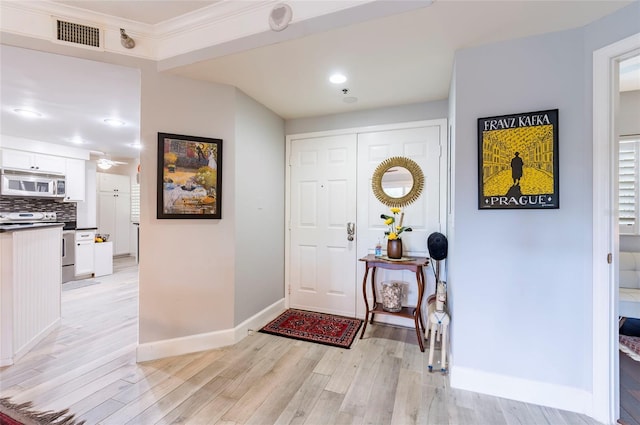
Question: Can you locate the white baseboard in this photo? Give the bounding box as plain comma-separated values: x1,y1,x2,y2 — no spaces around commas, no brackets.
10,318,61,366
136,299,285,362
450,365,592,417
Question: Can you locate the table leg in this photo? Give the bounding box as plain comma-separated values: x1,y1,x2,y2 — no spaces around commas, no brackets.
415,267,425,352
359,266,370,339
370,267,378,324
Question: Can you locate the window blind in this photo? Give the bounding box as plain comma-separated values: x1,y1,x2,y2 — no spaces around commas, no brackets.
619,139,639,235
131,183,140,223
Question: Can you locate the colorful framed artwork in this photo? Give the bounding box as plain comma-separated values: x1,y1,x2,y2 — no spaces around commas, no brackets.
478,109,559,210
157,132,222,219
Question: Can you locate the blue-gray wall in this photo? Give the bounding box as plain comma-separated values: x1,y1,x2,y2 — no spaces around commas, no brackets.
234,90,285,324
449,0,639,405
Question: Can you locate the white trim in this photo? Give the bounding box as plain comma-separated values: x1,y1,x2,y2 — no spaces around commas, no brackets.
7,318,61,367
2,0,431,62
592,32,640,425
136,299,285,362
450,366,592,416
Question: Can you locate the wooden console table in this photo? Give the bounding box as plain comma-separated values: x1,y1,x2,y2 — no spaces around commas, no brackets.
359,254,429,352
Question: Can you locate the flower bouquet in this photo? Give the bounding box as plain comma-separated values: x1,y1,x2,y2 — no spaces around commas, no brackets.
380,207,412,258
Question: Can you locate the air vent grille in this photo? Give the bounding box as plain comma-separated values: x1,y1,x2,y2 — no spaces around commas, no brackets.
56,20,100,48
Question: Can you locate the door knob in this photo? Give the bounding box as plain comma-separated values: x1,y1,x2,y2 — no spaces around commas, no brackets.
347,222,355,241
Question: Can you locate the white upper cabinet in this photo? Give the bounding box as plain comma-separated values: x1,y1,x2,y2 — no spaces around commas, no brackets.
1,149,66,174
64,158,86,202
98,172,130,193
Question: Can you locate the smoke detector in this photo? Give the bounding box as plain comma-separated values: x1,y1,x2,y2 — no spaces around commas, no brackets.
269,3,292,32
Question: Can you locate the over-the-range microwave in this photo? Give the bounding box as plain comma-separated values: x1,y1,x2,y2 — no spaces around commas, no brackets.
0,169,66,198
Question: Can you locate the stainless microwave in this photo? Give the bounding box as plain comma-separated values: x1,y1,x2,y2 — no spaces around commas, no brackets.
0,169,66,198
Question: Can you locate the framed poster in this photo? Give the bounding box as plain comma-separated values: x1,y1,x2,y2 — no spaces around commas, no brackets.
478,109,559,210
157,132,222,219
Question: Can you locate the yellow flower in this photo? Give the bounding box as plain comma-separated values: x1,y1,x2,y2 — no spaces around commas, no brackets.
396,226,402,231
388,232,398,240
384,218,394,225
390,207,401,214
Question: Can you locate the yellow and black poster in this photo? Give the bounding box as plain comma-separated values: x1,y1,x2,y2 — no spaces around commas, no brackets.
478,109,559,210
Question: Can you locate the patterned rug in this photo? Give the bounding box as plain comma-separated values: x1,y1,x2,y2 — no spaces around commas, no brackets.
260,309,362,349
620,335,640,362
0,397,85,424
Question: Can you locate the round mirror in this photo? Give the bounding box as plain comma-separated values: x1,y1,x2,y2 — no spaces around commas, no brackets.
372,157,424,207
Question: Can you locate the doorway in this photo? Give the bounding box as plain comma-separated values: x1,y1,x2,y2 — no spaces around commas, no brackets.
592,32,640,424
286,119,448,319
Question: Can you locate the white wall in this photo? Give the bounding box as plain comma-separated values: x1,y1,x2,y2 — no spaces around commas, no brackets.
449,0,640,414
234,90,285,324
138,69,237,342
285,100,448,135
619,90,640,137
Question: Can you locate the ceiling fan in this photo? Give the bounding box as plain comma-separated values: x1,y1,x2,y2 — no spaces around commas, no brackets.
96,157,128,170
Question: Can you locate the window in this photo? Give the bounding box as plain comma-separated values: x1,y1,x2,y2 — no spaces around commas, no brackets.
619,138,640,235
131,182,140,223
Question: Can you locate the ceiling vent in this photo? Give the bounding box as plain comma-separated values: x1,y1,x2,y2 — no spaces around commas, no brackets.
54,18,103,50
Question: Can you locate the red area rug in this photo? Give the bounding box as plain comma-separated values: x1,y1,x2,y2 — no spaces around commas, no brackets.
0,397,85,425
260,309,362,349
620,335,640,362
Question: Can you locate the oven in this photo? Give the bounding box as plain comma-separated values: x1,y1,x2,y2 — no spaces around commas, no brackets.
62,230,75,283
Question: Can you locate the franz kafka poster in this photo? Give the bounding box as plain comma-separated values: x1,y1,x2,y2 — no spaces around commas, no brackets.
477,109,559,210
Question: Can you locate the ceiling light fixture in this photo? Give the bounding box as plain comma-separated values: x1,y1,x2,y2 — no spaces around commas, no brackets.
104,118,125,127
330,73,347,84
13,108,42,118
96,159,113,170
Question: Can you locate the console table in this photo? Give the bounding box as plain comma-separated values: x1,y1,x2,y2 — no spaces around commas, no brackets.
359,254,429,352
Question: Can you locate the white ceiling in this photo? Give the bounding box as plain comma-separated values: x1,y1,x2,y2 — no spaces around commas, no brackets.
1,0,637,161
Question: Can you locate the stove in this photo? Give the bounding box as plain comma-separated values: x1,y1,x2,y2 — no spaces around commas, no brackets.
0,211,58,224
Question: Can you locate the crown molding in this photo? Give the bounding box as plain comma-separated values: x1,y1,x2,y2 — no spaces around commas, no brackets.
0,0,379,61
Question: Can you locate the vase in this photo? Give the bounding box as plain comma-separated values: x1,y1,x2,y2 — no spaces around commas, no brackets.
387,239,403,259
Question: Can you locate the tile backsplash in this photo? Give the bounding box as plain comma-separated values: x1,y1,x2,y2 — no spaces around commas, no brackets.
0,197,76,221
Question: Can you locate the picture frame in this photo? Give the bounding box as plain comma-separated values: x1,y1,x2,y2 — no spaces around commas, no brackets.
157,132,222,219
477,109,559,210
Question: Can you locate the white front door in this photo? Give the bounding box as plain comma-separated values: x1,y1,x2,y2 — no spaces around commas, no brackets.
356,123,446,321
287,120,447,319
289,134,358,316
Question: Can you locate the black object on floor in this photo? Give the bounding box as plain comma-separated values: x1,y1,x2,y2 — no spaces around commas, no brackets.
620,318,640,337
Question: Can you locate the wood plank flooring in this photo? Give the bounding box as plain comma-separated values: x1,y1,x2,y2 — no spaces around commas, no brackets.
0,257,605,424
620,350,640,425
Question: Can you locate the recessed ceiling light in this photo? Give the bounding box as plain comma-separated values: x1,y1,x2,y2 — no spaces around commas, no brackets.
329,73,347,84
13,108,42,118
104,118,125,127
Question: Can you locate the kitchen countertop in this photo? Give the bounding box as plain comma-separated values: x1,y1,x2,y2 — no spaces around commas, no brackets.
0,222,64,232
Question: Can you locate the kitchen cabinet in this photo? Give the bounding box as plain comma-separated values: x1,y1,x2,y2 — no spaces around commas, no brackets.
98,172,131,193
1,149,66,174
98,173,131,256
63,158,86,202
74,230,95,277
0,226,61,366
76,161,97,228
94,242,113,277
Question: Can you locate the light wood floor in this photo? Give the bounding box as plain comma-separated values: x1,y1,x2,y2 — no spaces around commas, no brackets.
0,257,604,425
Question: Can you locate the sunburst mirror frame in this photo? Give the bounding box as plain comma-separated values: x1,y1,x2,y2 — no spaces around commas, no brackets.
371,156,425,207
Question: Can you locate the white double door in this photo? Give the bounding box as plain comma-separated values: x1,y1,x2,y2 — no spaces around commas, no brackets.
288,121,446,318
